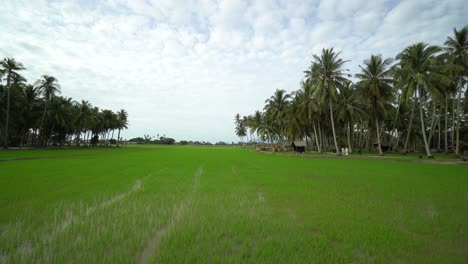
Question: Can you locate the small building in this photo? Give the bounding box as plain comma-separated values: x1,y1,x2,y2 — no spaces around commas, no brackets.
292,141,306,153
373,142,391,152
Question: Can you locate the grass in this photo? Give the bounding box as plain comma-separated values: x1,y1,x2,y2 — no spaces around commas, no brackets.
0,145,467,263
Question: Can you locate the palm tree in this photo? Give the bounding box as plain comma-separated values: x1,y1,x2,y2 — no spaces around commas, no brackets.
19,84,39,146
396,43,447,158
46,97,73,145
356,55,394,155
296,81,322,152
35,75,61,146
305,48,350,155
264,89,291,149
234,114,247,147
335,83,367,153
285,96,307,143
116,109,128,146
444,26,467,155
75,100,93,146
101,110,115,146
0,58,25,148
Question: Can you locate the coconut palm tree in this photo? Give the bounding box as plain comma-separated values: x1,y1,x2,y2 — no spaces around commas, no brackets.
101,109,115,145
75,100,93,146
396,43,448,158
356,55,394,155
305,48,350,155
1,58,25,148
35,75,61,145
19,84,40,146
296,81,322,152
264,89,291,149
335,83,367,153
444,26,467,155
116,109,128,146
234,114,247,147
285,96,307,143
46,97,73,145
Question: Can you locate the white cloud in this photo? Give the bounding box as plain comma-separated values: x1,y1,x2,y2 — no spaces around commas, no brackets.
0,0,466,142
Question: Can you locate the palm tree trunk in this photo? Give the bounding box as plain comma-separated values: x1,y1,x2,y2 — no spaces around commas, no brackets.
451,96,455,151
390,94,401,152
395,131,401,151
313,123,321,153
117,129,121,147
47,123,55,147
328,95,340,155
418,87,432,158
427,102,437,147
375,117,383,155
85,131,88,146
75,129,81,146
39,101,48,146
455,77,462,156
445,93,449,153
347,122,353,153
403,93,417,153
437,117,441,150
2,73,11,148
318,121,323,153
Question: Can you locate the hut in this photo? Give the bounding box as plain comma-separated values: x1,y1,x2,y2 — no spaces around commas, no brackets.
373,142,391,152
292,141,306,153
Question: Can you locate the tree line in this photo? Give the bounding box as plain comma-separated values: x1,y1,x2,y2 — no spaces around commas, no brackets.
0,58,129,148
235,26,467,157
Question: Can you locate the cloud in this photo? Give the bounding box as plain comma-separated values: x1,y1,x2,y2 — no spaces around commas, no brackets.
0,0,466,142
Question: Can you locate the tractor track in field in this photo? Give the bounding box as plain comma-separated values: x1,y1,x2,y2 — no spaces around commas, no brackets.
40,167,168,245
138,164,204,264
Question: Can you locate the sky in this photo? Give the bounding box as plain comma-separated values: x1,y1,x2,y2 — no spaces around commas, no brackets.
0,0,466,142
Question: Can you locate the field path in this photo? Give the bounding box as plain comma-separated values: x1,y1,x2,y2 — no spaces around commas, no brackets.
138,164,204,264
43,167,168,245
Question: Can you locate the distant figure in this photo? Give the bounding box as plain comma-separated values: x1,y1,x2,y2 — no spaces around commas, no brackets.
358,148,362,155
344,147,349,156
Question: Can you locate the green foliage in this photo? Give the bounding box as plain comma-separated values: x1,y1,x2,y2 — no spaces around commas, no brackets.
128,136,176,145
236,26,467,156
0,58,129,148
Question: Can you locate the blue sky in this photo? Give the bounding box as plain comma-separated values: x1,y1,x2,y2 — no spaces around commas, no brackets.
0,0,466,142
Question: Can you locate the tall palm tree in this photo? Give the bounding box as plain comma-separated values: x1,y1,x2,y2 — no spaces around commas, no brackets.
285,96,306,143
264,89,291,149
296,81,322,152
305,48,350,155
101,109,115,145
234,113,247,147
397,43,447,158
249,110,263,141
35,75,61,145
19,84,39,146
46,97,73,145
335,83,367,153
356,55,394,155
75,100,93,146
116,109,128,146
444,26,467,155
1,58,25,148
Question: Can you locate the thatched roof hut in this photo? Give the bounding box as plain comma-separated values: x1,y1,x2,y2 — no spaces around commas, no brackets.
292,141,306,153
